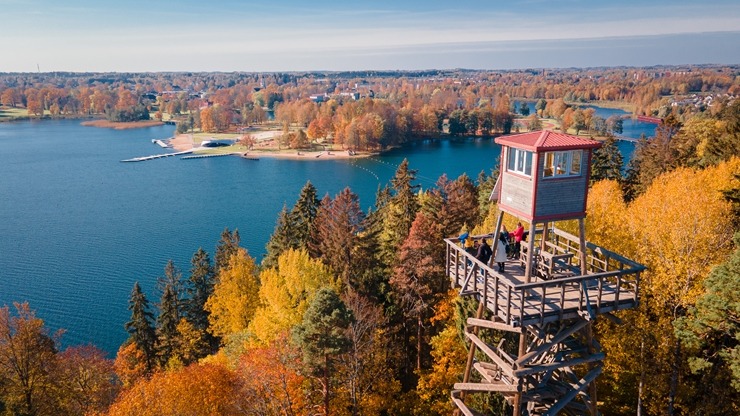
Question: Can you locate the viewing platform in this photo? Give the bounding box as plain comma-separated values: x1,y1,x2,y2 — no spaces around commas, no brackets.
445,228,644,328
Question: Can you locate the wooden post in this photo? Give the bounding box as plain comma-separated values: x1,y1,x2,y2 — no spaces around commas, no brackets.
490,211,505,263
524,221,537,283
459,300,487,406
541,221,549,251
578,218,588,274
513,328,528,416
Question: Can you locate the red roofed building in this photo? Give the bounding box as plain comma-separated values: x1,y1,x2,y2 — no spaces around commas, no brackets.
493,130,601,222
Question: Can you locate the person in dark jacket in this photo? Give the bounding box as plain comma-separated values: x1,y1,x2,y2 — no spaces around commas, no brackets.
475,239,493,265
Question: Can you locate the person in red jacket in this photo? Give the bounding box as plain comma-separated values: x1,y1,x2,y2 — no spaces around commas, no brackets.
512,222,525,259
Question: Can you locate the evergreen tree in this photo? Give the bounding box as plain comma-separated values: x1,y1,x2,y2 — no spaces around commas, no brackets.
591,136,624,182
292,287,354,416
156,284,180,367
214,227,240,272
124,282,156,371
290,181,320,248
186,247,215,333
476,168,498,221
676,232,740,409
157,259,185,320
263,205,296,270
379,159,420,266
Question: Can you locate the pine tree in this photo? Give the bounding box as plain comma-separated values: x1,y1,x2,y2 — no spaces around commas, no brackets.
215,227,240,272
438,173,479,237
186,247,214,333
292,287,354,416
157,260,185,320
156,284,180,367
263,205,296,270
290,181,320,248
124,282,156,371
591,136,624,182
379,159,420,265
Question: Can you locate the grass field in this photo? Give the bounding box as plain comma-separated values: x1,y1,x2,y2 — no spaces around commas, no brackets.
0,107,31,121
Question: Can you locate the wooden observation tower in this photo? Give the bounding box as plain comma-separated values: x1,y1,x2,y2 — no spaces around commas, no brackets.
445,130,645,415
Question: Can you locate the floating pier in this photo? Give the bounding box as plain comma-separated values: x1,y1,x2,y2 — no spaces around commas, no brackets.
152,139,171,148
120,150,192,162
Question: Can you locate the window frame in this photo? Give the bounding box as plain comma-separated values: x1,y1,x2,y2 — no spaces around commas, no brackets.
507,147,533,177
542,149,583,178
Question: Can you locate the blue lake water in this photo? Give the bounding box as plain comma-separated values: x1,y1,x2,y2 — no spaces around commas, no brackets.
0,120,507,354
0,116,647,354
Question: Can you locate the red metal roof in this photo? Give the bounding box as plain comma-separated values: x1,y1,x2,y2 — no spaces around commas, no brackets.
495,130,602,152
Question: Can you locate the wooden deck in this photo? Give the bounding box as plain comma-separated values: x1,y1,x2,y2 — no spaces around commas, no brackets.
446,232,644,328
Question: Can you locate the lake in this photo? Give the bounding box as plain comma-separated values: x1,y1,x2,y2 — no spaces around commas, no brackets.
0,120,505,354
0,118,646,354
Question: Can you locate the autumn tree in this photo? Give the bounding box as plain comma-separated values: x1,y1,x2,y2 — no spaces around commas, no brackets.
310,187,366,286
107,363,246,416
391,211,446,374
204,247,260,340
250,248,337,344
293,287,354,416
237,334,309,416
0,302,59,416
55,345,119,415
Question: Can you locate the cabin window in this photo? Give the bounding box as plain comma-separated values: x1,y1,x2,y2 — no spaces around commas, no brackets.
507,148,533,177
543,150,582,178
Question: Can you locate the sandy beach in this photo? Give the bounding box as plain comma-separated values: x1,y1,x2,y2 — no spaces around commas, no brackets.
81,120,165,129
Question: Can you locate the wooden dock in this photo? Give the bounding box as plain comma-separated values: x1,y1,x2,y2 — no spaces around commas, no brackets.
120,150,193,162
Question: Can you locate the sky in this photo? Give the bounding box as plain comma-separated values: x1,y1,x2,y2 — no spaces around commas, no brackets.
2,0,740,73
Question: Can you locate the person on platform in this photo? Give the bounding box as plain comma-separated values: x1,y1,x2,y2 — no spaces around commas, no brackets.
495,233,508,272
512,222,525,259
475,239,493,266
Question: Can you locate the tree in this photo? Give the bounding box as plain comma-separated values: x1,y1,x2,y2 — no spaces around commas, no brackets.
526,113,542,131
591,136,624,182
391,211,446,373
157,260,185,320
337,291,401,416
310,187,366,285
124,282,156,372
237,334,309,416
675,232,740,411
263,205,296,270
185,247,216,351
107,363,245,416
250,248,337,344
519,102,530,116
0,302,59,416
291,180,321,249
214,227,240,273
436,173,480,238
204,248,260,340
379,159,420,267
55,345,119,415
156,284,180,367
293,287,354,416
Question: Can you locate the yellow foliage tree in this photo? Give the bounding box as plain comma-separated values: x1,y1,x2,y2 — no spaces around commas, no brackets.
204,248,260,340
596,158,739,415
249,248,338,344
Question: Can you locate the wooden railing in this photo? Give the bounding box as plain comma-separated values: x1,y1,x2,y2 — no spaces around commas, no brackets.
445,231,644,327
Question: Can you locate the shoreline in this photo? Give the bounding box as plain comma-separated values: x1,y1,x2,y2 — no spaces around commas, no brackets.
81,120,165,130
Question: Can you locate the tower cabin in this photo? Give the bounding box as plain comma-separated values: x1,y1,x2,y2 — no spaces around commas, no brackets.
445,130,645,416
